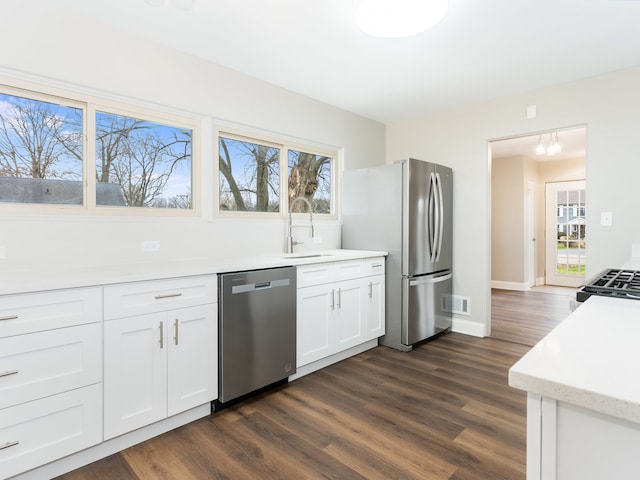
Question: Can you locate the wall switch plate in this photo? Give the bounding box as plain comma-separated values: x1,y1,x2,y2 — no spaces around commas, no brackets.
141,240,160,252
312,236,322,244
601,212,613,227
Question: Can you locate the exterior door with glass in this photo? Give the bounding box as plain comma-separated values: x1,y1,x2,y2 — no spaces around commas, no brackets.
545,180,586,287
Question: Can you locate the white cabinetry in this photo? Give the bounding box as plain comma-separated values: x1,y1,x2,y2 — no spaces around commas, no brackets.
103,276,217,440
296,257,385,369
0,288,102,479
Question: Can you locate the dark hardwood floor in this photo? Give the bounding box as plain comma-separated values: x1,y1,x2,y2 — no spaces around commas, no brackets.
56,290,568,480
490,288,574,346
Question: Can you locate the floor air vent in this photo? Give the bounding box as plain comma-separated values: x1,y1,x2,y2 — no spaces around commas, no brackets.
442,294,470,315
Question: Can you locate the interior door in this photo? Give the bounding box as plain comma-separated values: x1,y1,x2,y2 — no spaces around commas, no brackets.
545,180,586,287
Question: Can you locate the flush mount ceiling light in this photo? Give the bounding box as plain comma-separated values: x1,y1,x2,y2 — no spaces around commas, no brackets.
354,0,449,38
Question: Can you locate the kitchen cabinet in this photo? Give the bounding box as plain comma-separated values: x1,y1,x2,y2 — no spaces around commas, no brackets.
296,257,385,368
103,276,217,440
0,287,102,479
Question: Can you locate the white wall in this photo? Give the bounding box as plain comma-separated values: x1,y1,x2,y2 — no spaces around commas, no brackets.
0,7,385,272
387,65,640,335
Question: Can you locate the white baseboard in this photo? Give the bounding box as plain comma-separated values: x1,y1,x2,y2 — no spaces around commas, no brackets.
491,280,530,291
452,317,486,337
290,339,378,380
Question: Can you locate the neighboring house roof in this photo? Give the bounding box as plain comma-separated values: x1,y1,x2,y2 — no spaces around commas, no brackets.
0,177,126,206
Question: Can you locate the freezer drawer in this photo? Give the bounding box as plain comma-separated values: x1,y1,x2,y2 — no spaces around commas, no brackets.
402,271,452,345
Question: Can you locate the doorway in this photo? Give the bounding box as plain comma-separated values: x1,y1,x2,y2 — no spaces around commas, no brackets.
489,126,586,340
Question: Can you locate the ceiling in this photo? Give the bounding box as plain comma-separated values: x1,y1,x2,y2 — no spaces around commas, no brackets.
491,127,587,162
21,1,640,124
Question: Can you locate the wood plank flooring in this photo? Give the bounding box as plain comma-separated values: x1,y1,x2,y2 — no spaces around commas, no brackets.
55,291,567,480
490,288,574,346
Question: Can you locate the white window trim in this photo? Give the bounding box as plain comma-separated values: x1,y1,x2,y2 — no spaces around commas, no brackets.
215,124,340,221
0,75,203,218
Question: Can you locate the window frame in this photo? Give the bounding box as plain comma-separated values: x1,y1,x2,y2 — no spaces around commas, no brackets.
0,81,202,217
215,125,339,221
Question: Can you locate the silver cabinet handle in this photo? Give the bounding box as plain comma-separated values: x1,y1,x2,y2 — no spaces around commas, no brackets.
155,293,182,300
0,440,19,450
0,315,18,322
370,263,383,268
159,321,164,349
368,282,373,298
337,288,341,309
0,370,18,378
173,319,179,346
330,289,335,310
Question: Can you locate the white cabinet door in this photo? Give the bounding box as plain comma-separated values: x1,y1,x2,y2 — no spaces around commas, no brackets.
365,275,385,340
167,304,217,416
104,312,167,440
297,285,332,367
333,279,366,352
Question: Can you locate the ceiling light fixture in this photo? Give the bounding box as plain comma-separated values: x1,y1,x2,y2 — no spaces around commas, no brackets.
354,0,449,38
535,132,562,156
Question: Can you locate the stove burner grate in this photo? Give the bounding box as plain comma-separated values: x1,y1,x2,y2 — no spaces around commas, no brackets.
576,269,640,302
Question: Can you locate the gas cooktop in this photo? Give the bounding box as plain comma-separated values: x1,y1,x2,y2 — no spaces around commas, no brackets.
576,268,640,302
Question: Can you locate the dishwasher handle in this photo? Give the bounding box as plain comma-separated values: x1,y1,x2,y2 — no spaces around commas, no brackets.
231,278,291,294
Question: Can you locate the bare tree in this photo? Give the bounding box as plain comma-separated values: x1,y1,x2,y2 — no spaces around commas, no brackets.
0,97,82,179
96,113,192,207
218,137,279,211
288,151,330,212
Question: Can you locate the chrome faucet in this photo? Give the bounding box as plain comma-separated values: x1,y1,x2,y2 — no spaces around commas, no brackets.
286,196,314,253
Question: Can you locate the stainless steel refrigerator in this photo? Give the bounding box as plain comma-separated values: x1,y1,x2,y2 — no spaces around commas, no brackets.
342,158,452,351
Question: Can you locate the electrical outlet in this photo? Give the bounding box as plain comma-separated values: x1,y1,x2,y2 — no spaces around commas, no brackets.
141,240,160,252
0,246,5,259
312,236,322,244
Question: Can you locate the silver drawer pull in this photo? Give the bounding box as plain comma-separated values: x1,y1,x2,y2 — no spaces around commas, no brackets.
0,370,18,378
0,315,18,322
371,263,382,268
0,440,19,450
154,293,183,300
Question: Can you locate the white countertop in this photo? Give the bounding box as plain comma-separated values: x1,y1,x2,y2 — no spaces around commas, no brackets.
509,295,640,424
0,249,387,296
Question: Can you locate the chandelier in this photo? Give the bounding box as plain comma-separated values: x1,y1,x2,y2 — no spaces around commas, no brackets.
536,132,562,157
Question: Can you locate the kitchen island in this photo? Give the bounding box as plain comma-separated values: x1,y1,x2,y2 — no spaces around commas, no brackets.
509,295,640,480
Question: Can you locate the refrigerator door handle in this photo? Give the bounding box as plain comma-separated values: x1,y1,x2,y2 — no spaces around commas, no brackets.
429,172,438,264
435,172,444,263
409,272,452,287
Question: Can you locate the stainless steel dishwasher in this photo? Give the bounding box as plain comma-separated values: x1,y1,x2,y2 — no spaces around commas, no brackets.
218,266,296,404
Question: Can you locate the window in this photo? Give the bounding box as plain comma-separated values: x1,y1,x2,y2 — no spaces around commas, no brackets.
288,149,332,214
96,112,192,209
218,130,336,217
0,85,198,214
0,91,84,205
218,135,280,212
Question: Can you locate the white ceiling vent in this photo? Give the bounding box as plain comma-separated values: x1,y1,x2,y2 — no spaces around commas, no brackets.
442,294,470,316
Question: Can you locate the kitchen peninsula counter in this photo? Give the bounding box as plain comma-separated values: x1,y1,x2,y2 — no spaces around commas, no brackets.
509,295,640,479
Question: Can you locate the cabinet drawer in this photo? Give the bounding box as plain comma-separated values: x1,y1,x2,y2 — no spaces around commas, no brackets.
104,275,217,320
333,259,366,281
366,257,386,276
0,384,102,479
297,263,334,288
0,323,102,410
0,287,102,339
297,259,369,287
